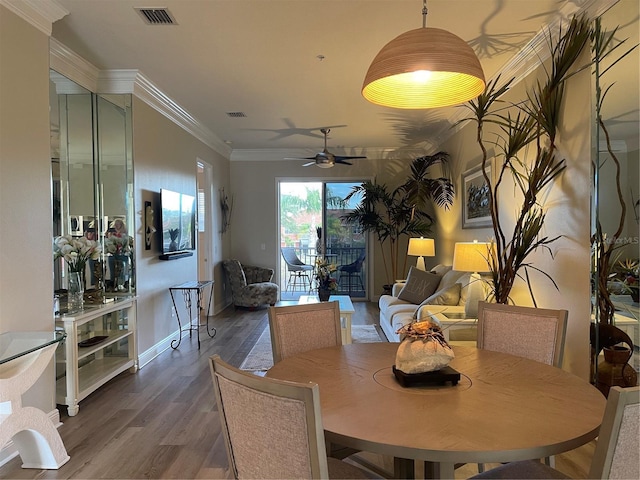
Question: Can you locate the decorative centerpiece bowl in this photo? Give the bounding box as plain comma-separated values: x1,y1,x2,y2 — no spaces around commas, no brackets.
394,319,454,374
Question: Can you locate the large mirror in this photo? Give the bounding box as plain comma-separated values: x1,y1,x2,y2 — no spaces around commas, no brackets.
590,1,639,393
51,71,134,306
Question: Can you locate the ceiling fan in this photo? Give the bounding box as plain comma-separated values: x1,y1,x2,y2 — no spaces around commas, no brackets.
286,128,366,168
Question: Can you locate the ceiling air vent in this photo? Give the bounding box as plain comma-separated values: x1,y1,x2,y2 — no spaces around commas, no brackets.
226,112,247,118
135,8,177,25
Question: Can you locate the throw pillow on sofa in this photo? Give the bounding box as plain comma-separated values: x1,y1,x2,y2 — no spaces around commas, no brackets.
397,267,441,304
412,283,461,319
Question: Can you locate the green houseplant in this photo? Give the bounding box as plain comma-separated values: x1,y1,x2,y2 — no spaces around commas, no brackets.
341,152,454,288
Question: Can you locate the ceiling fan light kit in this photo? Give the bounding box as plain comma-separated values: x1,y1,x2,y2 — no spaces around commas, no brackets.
362,1,485,109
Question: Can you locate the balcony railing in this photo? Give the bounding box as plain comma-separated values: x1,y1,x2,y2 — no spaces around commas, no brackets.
280,246,366,298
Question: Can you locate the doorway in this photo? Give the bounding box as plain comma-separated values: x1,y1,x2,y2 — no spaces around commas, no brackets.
197,160,214,284
278,180,367,301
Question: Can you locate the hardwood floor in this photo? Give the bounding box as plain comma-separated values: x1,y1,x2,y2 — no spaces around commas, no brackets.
0,301,594,479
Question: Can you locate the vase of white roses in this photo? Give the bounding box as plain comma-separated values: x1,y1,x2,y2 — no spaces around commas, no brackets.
53,235,102,311
315,257,337,301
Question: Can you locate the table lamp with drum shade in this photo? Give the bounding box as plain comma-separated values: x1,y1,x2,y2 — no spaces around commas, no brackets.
407,237,435,271
453,241,493,318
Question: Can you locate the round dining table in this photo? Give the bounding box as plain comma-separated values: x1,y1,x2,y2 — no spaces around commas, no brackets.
266,343,606,479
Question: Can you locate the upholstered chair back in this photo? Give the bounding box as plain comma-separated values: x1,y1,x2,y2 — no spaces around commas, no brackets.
268,302,342,363
209,355,370,479
477,301,568,367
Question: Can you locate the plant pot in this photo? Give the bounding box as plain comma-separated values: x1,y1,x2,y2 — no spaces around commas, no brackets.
318,288,331,302
589,322,634,390
596,345,636,397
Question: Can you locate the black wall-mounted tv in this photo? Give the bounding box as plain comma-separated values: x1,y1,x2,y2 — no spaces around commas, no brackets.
160,188,196,255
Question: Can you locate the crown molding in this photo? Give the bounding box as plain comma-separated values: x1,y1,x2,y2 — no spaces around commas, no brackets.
128,72,231,159
0,0,68,35
50,38,99,92
443,0,619,142
49,42,231,159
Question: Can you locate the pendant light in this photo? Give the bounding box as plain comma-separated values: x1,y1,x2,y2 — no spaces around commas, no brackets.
362,0,485,109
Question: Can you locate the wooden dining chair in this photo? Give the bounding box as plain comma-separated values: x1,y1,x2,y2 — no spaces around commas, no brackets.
209,355,371,479
268,301,342,363
476,301,568,368
470,385,640,479
476,301,568,472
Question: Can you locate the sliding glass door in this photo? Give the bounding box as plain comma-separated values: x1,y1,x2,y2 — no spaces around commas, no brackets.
278,180,366,300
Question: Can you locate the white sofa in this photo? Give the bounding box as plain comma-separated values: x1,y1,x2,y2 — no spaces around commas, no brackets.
379,265,471,342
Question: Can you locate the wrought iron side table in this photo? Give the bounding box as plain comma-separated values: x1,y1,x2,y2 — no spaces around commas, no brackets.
169,280,215,349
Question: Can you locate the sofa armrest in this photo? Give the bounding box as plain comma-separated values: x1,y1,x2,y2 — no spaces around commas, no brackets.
392,282,406,297
243,265,274,284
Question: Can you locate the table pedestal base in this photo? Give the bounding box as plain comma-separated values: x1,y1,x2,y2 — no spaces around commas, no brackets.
0,407,69,469
1,341,70,469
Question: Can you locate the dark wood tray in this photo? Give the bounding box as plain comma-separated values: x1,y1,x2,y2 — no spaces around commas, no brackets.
78,335,109,348
392,365,461,387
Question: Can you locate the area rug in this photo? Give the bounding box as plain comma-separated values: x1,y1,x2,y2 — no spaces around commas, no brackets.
240,324,386,372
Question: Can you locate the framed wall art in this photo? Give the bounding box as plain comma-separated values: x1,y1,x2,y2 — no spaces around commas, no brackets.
461,163,493,229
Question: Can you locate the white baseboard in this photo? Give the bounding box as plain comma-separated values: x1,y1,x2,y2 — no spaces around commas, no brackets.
0,408,61,468
138,306,233,368
213,298,231,315
137,331,177,369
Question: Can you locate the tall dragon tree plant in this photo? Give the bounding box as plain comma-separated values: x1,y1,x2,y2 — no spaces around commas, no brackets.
460,15,592,305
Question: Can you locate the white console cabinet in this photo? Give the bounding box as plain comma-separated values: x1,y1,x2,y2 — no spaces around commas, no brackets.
55,297,137,416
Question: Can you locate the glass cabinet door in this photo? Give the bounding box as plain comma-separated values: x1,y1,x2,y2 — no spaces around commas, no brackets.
51,71,135,301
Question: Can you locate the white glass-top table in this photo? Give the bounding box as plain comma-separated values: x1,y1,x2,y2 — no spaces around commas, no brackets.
298,295,355,344
0,331,70,469
0,331,64,364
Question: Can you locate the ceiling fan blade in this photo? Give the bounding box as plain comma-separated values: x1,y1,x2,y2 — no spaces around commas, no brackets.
335,159,352,166
284,157,317,161
335,155,367,161
302,161,316,167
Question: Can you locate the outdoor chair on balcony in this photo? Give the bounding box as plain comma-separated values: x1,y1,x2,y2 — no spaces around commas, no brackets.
338,252,365,294
281,247,313,292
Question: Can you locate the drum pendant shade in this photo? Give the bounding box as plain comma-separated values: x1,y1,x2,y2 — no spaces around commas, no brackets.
362,27,485,109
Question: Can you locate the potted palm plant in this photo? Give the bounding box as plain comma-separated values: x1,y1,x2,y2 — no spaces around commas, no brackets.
341,152,454,291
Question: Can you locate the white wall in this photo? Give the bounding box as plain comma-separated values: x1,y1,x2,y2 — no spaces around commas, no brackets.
133,99,230,356
434,52,593,379
229,156,420,297
0,4,57,411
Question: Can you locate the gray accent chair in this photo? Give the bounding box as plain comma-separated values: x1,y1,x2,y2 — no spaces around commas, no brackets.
222,259,278,309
